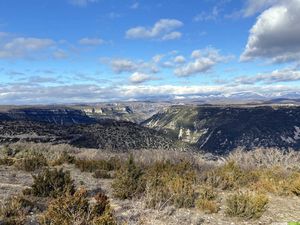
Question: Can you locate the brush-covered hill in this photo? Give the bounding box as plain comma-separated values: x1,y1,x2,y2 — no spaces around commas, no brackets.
142,105,300,154
0,107,185,151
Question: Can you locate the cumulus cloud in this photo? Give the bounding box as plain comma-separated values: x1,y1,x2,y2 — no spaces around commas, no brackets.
241,0,300,63
243,0,278,17
103,57,160,74
0,37,55,59
110,59,138,73
129,72,153,84
79,38,105,46
68,0,98,7
235,68,300,84
125,19,183,40
175,48,232,77
174,55,186,64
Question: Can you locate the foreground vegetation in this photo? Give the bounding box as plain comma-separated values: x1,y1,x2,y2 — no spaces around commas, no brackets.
0,143,300,224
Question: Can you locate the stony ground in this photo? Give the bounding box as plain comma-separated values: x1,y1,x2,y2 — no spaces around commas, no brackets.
1,164,300,225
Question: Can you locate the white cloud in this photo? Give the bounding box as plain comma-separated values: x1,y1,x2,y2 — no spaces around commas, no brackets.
110,59,138,73
235,68,300,84
68,0,98,7
129,72,153,84
175,48,231,77
53,49,68,59
2,82,300,104
79,38,105,46
241,0,300,63
194,6,219,21
174,55,186,64
191,50,201,59
125,19,183,40
152,54,164,63
243,0,279,17
161,31,182,40
104,56,161,74
0,37,55,59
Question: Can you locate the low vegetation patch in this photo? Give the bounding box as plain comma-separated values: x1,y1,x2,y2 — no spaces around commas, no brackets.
50,151,75,166
40,188,116,225
93,170,112,179
25,168,75,198
195,186,219,214
144,161,196,209
0,157,14,166
0,196,34,225
14,153,48,172
225,191,268,219
75,158,119,173
112,155,144,199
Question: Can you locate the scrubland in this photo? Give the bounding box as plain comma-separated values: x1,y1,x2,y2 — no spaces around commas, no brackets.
0,142,300,225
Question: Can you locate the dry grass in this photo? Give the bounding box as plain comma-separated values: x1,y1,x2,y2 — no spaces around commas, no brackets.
225,191,268,219
40,188,116,225
228,147,300,170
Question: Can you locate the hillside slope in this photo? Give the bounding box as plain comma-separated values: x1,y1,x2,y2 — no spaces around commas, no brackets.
142,105,300,154
0,119,184,151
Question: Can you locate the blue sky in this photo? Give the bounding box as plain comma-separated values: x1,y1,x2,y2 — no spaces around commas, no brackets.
1,0,300,104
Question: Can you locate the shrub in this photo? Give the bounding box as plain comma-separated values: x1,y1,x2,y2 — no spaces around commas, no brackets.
27,168,75,198
0,146,21,158
225,192,268,219
51,151,75,166
75,158,117,173
93,170,112,179
0,196,34,225
204,161,257,190
289,176,300,196
144,161,196,209
250,167,295,195
0,157,14,166
195,186,219,214
112,155,144,199
14,153,48,172
40,188,116,225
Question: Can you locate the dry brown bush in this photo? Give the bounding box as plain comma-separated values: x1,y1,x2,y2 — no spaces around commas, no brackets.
227,148,300,170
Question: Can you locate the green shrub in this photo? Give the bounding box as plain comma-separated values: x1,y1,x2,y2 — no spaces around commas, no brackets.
14,153,48,172
112,155,144,199
93,170,112,179
27,168,75,198
225,191,268,219
40,188,116,225
144,161,196,209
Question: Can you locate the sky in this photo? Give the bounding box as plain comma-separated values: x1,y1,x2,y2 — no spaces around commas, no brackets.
1,0,300,104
